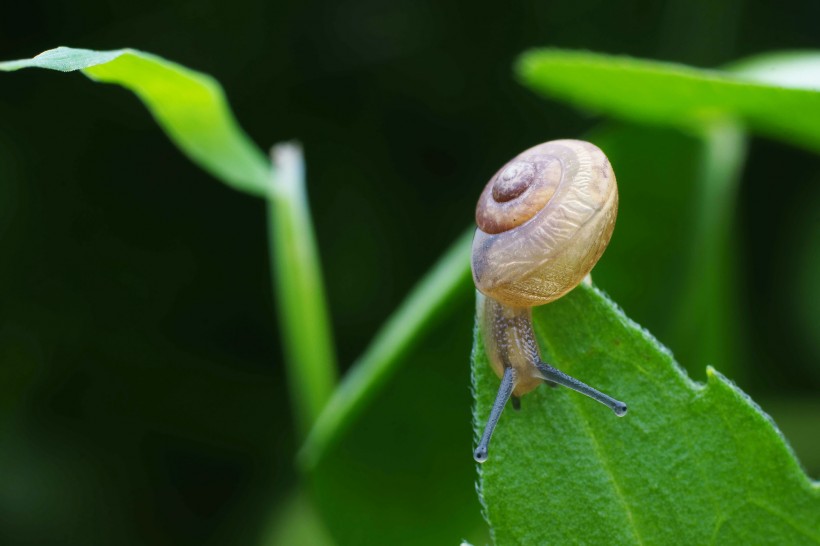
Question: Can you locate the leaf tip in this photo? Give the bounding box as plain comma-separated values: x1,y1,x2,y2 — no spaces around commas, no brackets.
270,140,304,167
514,47,560,82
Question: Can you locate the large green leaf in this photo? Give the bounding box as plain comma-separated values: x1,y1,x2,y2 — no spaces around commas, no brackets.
473,283,819,544
0,47,270,196
516,48,820,153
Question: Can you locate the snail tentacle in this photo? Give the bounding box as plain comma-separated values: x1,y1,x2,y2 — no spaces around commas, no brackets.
474,366,516,463
533,362,628,416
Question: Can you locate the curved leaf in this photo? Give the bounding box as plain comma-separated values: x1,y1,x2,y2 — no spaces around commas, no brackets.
473,283,819,544
1,48,338,438
1,46,270,196
516,48,820,153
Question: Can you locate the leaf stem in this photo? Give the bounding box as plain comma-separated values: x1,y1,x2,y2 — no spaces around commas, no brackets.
268,143,338,437
671,122,747,378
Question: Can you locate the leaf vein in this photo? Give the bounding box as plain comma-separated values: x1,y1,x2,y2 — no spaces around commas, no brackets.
749,498,820,543
572,398,645,546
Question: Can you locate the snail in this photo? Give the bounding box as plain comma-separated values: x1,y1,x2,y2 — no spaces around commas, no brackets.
472,139,627,463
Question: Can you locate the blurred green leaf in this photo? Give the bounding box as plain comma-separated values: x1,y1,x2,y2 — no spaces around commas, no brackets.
588,124,745,379
785,157,820,376
762,398,820,479
0,47,270,196
269,144,338,435
310,287,488,546
473,283,820,544
1,47,339,438
299,229,474,467
517,48,820,153
667,123,746,379
261,489,335,546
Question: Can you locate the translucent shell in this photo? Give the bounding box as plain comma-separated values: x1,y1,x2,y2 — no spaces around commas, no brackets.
471,139,618,308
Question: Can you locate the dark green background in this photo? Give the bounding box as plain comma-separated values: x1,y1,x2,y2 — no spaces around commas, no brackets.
1,1,818,544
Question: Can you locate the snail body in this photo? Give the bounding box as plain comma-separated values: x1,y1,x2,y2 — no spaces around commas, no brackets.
472,140,627,463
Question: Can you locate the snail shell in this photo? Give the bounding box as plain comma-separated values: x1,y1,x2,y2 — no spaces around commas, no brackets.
471,139,617,308
471,139,625,464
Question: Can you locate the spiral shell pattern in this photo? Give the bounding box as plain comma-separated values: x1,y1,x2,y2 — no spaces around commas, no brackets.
471,140,618,307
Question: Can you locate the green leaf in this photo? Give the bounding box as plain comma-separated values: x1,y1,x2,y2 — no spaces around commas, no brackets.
516,48,820,153
473,283,820,544
1,48,339,438
0,47,270,196
299,228,474,467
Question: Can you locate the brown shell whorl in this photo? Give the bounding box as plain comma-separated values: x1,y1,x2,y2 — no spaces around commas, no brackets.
471,139,618,308
475,147,562,235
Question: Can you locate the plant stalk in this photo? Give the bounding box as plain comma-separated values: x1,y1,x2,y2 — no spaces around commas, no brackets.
268,143,338,437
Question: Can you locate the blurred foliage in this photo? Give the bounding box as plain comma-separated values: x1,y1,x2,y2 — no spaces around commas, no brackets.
261,489,333,546
518,49,820,151
300,228,473,469
1,0,819,545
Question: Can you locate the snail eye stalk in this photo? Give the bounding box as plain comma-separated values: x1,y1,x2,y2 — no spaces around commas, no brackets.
534,362,627,416
474,367,516,463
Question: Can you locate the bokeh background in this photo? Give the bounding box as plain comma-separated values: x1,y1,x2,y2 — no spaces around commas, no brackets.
1,1,818,544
